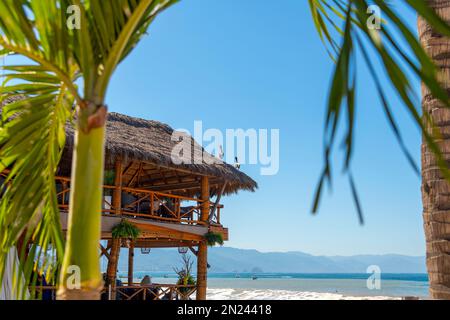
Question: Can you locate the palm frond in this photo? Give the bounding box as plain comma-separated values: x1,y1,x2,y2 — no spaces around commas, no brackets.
0,70,74,298
0,0,77,298
0,0,177,299
309,0,450,222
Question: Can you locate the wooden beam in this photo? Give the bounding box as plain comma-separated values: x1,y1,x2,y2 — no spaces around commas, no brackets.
144,181,202,192
134,222,204,242
128,240,134,285
141,161,214,179
122,161,134,177
127,163,142,187
200,176,210,221
134,240,199,248
100,244,111,260
209,183,227,222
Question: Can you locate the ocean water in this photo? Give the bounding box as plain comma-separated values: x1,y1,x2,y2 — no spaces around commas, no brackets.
118,272,429,300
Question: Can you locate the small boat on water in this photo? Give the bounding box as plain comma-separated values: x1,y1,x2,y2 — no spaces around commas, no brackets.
163,274,169,278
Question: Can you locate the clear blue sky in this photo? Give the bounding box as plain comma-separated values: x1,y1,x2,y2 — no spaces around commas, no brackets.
103,1,423,256
10,1,423,256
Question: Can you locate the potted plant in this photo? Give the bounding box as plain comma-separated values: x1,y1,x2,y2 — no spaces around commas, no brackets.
112,220,140,247
204,232,224,247
173,254,196,298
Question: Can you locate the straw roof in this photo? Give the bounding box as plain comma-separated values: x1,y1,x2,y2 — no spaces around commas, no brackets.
1,97,257,195
62,112,257,195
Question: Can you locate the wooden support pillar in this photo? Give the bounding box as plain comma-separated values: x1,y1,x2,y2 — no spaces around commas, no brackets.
105,158,123,299
196,176,210,300
128,240,134,285
105,238,120,300
200,176,210,221
196,242,208,300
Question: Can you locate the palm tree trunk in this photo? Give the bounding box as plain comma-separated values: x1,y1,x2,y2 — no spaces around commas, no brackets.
419,0,450,300
57,107,106,300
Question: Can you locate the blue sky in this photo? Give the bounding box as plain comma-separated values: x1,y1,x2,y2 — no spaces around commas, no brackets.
7,1,423,256
102,1,424,256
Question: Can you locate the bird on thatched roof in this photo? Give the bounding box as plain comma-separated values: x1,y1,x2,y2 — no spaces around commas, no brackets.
218,145,224,160
234,157,240,170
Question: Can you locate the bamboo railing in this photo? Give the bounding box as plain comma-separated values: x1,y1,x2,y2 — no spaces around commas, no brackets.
55,176,223,226
29,283,197,300
113,283,196,301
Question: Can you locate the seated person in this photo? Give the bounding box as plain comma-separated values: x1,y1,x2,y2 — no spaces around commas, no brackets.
131,275,160,300
115,277,124,300
143,275,153,284
121,192,137,211
159,199,176,218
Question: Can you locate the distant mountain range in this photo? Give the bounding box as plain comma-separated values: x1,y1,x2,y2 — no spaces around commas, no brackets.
116,247,426,274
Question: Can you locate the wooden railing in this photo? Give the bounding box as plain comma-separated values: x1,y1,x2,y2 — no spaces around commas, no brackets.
29,284,196,300
28,285,57,300
114,283,196,301
55,176,223,226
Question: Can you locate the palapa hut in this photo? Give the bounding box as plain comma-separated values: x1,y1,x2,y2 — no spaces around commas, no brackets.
58,112,257,300
1,96,257,300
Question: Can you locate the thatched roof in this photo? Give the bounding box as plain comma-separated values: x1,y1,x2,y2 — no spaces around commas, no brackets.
62,112,257,194
1,96,257,195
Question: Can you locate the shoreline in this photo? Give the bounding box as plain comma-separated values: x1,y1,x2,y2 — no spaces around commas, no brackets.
118,273,429,300
206,287,407,300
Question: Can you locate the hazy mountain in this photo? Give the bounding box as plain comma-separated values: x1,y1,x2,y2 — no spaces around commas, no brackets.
117,247,426,274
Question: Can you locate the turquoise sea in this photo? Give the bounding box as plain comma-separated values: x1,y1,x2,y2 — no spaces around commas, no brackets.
118,272,429,300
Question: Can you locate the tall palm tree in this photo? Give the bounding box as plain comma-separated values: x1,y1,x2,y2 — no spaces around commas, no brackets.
308,0,450,299
0,0,177,300
418,1,450,300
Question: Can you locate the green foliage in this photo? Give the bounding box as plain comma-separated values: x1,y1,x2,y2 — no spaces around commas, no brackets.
205,232,224,247
104,170,115,186
174,253,196,294
111,220,140,239
0,0,178,298
103,170,115,196
177,274,196,291
308,0,450,223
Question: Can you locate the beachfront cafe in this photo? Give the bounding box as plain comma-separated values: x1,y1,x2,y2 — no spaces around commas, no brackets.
6,111,257,300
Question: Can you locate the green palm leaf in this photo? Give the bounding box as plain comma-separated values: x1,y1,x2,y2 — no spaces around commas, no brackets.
309,0,450,223
0,0,177,299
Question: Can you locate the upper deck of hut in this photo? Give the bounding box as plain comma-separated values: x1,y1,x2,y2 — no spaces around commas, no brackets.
54,112,257,243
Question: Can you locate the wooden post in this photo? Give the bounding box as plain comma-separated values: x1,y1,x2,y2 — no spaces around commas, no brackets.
200,176,210,221
128,240,134,285
105,238,120,300
196,176,209,300
105,158,123,299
